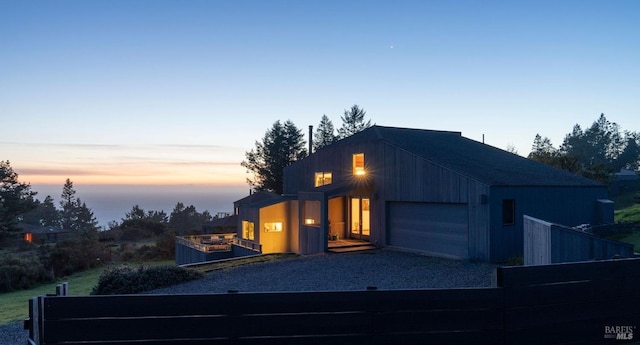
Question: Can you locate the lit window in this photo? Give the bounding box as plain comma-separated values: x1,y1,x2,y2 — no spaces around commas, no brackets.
303,200,321,226
314,172,333,187
24,232,33,243
502,199,515,226
242,221,255,240
264,222,282,232
353,153,365,175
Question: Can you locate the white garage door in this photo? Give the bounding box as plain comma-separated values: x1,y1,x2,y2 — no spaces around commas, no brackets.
388,202,469,259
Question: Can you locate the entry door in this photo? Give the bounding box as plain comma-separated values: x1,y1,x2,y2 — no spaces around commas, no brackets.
350,197,370,239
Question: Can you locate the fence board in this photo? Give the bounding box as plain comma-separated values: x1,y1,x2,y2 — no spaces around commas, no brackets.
497,258,640,287
28,258,640,345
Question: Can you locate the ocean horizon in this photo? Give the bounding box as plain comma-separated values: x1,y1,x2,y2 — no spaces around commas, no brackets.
30,184,250,228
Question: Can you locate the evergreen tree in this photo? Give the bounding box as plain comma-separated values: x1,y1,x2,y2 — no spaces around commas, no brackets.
169,202,212,235
337,105,372,139
313,114,337,151
21,195,60,227
75,198,99,234
59,179,98,233
242,120,307,194
0,160,37,234
59,179,77,231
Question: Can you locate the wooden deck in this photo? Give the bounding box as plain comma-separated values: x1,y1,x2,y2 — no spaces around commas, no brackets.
328,239,377,253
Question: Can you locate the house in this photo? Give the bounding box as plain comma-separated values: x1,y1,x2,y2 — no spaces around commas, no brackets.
234,125,612,263
20,223,69,244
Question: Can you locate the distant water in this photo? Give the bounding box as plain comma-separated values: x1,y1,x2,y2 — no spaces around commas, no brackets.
31,184,249,228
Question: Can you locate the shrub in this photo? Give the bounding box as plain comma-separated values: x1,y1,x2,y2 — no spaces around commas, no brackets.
91,265,203,295
0,253,52,292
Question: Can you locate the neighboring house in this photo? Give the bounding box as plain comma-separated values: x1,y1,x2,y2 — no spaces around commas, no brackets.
235,125,612,263
20,223,69,244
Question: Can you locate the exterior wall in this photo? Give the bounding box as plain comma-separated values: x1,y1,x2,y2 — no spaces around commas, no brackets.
328,197,345,239
287,201,299,253
284,139,493,261
175,244,233,265
490,186,610,262
259,202,290,254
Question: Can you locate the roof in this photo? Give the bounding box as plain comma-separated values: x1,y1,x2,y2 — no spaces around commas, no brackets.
234,191,280,205
18,223,67,234
329,125,603,187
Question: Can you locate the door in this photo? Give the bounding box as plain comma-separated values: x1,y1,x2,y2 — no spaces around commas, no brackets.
350,197,370,239
388,202,469,259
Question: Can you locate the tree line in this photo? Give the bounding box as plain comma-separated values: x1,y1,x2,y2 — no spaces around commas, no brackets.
528,113,640,184
242,104,372,194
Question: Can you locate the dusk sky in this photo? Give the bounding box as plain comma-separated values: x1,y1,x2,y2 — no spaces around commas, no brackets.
2,0,639,190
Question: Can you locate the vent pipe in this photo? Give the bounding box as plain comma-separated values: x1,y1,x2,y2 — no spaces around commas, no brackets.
308,125,313,155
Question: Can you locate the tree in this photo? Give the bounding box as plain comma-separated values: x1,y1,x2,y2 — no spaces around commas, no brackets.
169,202,212,235
59,179,98,234
337,104,372,139
59,179,77,231
75,198,99,235
0,160,37,234
21,195,60,227
242,120,307,194
313,114,337,151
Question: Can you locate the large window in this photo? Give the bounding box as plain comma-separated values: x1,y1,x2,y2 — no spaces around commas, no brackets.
502,199,515,226
353,153,365,175
314,172,332,187
242,220,255,240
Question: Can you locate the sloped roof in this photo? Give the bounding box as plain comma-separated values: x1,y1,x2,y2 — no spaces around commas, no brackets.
234,191,280,205
330,125,602,187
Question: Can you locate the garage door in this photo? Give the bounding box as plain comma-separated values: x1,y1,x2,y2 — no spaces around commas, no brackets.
388,202,469,259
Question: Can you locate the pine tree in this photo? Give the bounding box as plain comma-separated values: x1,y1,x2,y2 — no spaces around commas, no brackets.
242,120,307,194
60,179,77,231
337,104,372,139
313,114,337,151
0,160,37,234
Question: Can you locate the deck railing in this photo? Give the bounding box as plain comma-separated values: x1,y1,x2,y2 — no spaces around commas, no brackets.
175,234,235,253
230,237,262,252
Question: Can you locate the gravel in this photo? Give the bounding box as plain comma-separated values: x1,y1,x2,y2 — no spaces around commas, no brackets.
150,249,497,294
2,249,497,344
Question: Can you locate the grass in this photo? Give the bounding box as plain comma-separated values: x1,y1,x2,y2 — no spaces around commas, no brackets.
0,260,174,326
614,204,640,224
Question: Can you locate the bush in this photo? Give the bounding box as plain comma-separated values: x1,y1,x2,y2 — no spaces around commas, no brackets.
0,253,52,292
91,265,203,295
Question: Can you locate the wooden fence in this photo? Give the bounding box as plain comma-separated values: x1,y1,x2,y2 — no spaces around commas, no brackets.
27,258,640,345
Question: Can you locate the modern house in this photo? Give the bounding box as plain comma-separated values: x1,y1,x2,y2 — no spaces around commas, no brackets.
233,125,612,263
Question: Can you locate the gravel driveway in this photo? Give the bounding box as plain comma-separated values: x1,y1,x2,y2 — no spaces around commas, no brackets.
152,249,497,294
2,249,497,344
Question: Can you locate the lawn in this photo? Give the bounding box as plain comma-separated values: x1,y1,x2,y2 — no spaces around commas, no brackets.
0,260,174,325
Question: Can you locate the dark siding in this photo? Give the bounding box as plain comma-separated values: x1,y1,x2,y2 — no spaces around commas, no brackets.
490,186,609,262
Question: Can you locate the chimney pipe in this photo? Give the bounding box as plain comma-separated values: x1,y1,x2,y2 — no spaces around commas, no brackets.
308,125,313,155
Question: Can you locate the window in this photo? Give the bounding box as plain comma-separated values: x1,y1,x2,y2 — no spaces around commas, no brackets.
502,199,515,226
314,172,332,187
242,221,255,240
303,200,321,226
353,153,365,175
264,222,282,232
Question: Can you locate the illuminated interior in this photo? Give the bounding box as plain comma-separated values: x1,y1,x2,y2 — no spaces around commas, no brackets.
314,172,333,187
242,220,255,240
353,153,365,175
264,222,283,232
303,200,321,225
24,232,33,243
